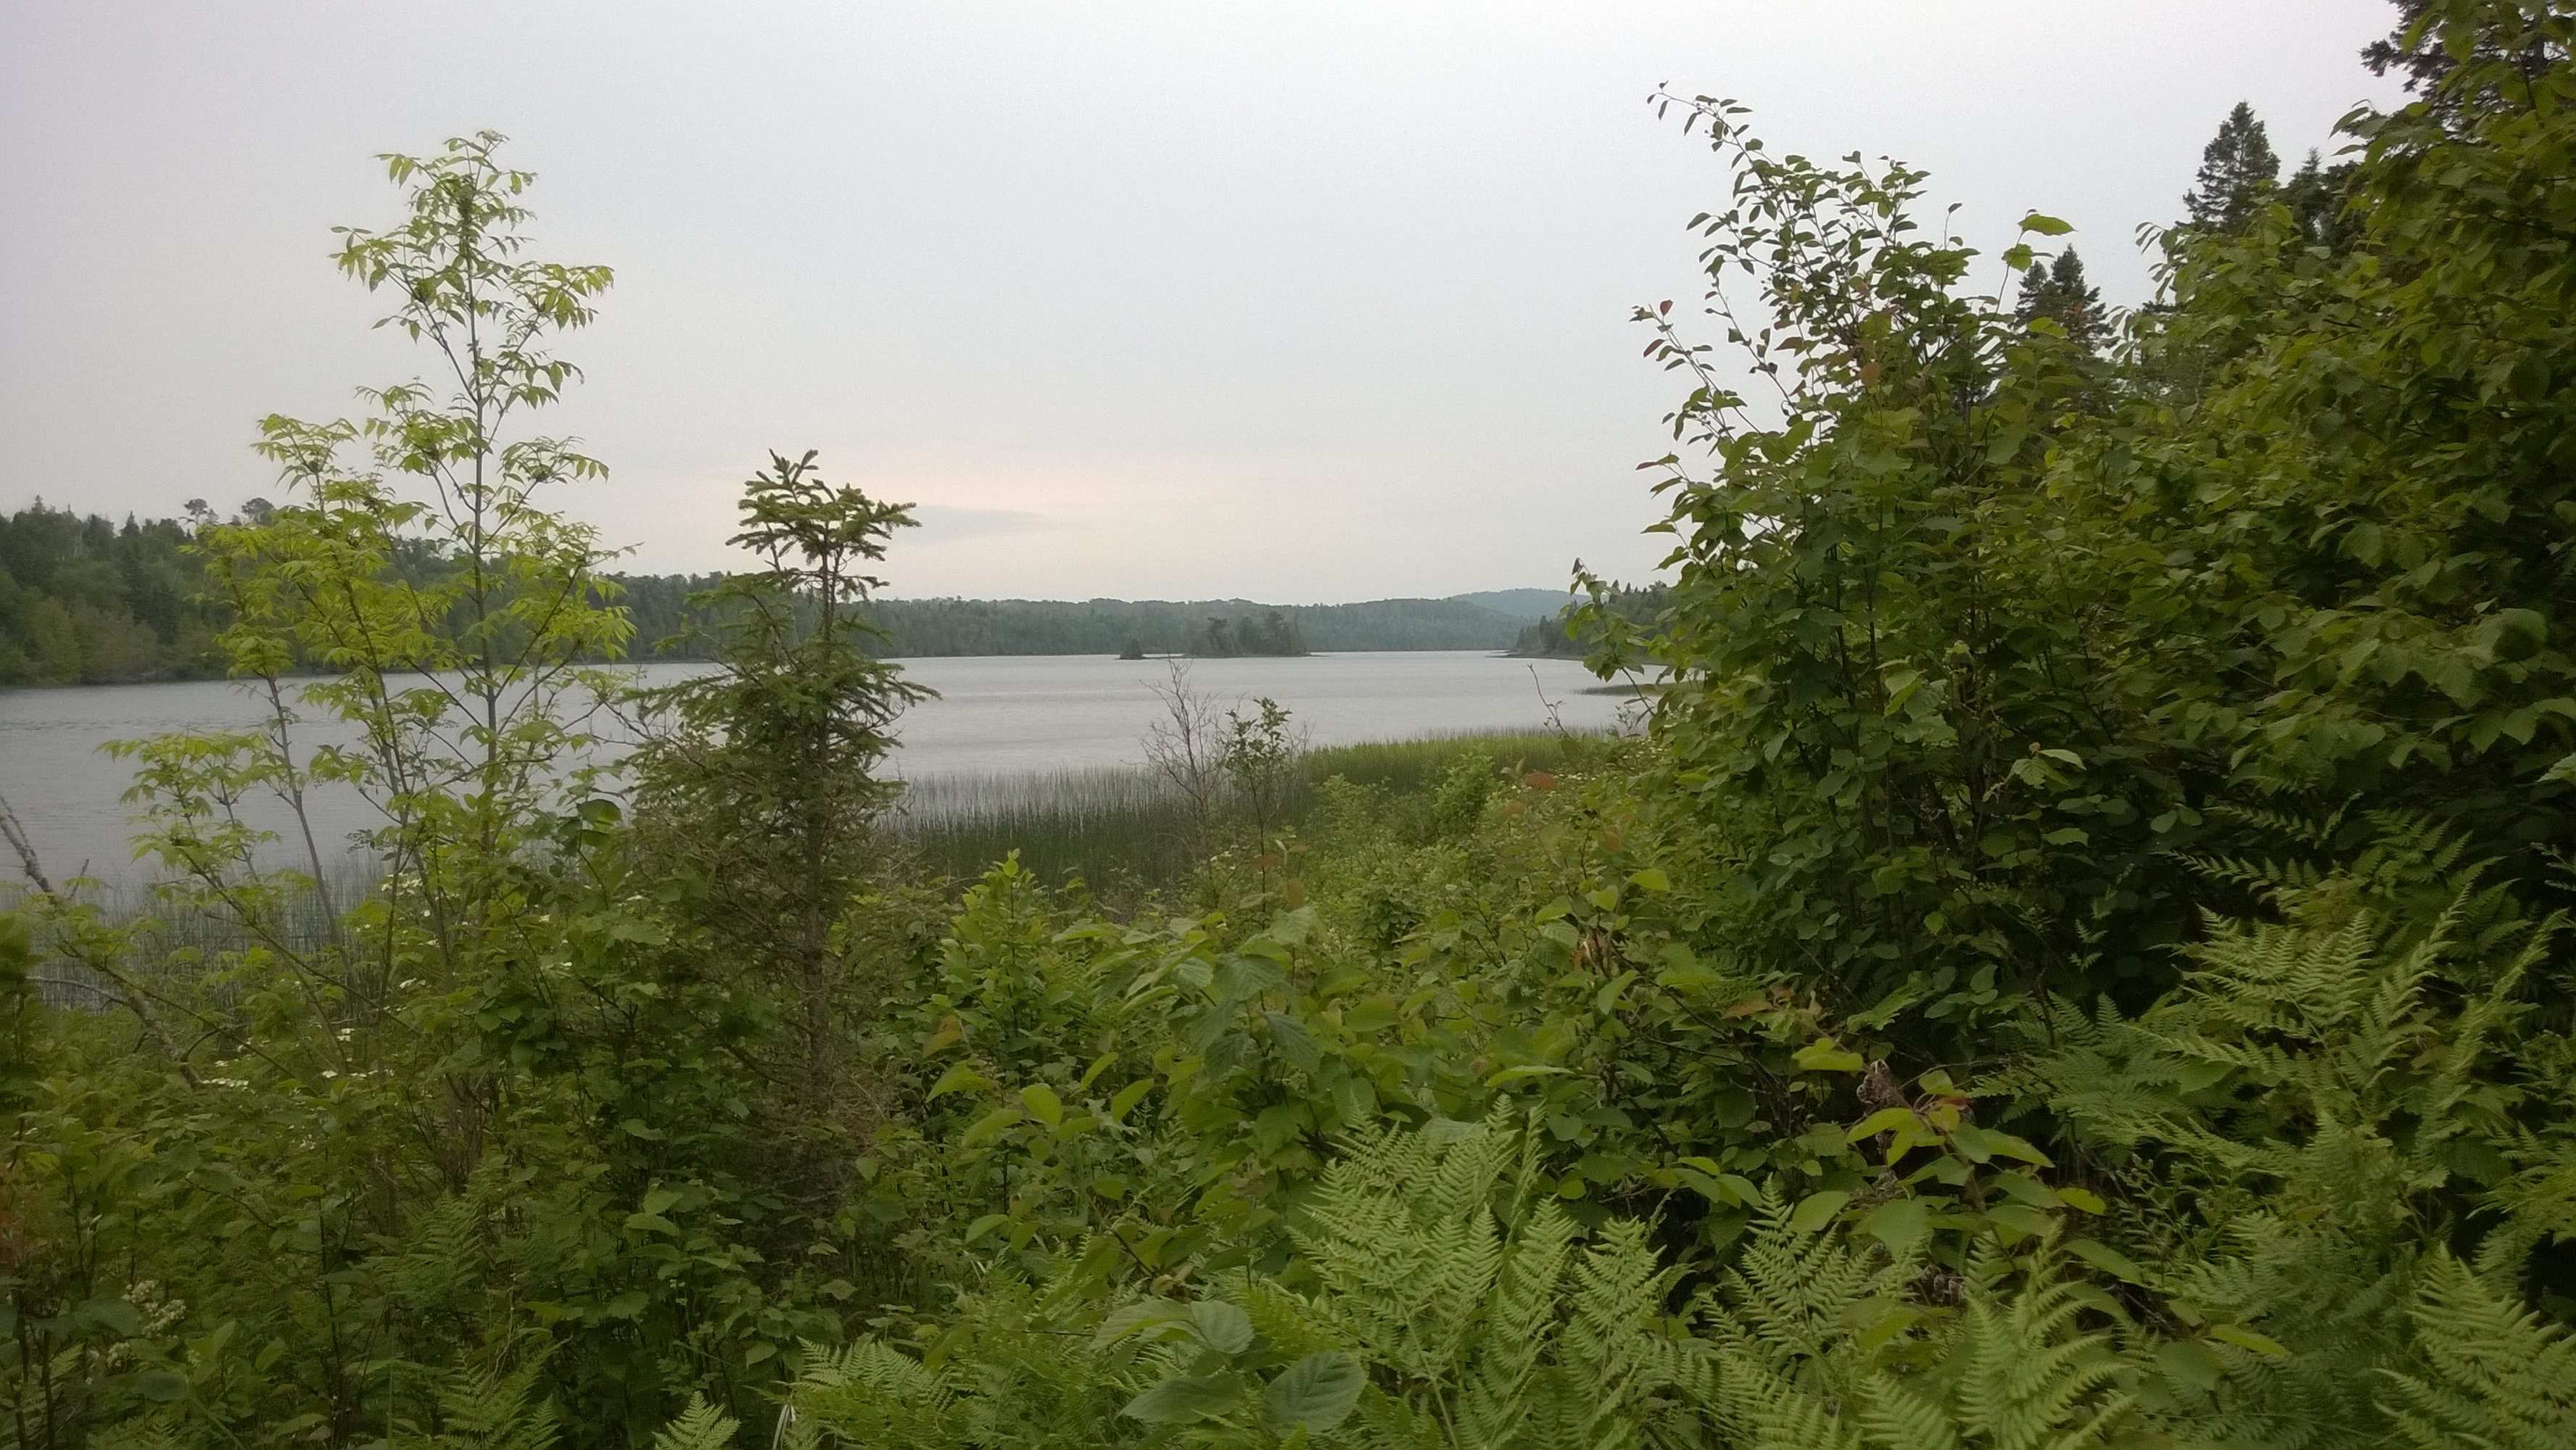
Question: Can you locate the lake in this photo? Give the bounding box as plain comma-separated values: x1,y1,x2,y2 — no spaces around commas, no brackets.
0,651,1628,884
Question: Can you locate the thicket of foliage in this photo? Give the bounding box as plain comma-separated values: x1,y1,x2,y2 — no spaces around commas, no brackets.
7,4,2574,1446
0,507,228,685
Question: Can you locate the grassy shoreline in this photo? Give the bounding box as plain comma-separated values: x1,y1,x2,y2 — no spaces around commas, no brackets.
10,730,1614,977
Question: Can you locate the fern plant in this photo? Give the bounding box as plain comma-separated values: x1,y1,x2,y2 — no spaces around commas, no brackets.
651,1394,742,1450
789,1116,2175,1449
2012,830,2576,1447
2379,1248,2576,1450
1697,1198,2152,1450
1131,1116,1706,1450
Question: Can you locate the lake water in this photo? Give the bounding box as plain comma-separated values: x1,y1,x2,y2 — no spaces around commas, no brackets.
0,652,1627,884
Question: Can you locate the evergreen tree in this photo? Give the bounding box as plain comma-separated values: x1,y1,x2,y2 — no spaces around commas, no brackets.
2183,101,2279,231
2364,0,2564,113
2282,147,2364,252
2012,247,2107,348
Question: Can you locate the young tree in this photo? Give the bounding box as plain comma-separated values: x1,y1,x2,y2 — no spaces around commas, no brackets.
123,128,629,1095
1221,695,1303,843
1144,658,1229,858
629,450,928,1111
2183,101,2279,231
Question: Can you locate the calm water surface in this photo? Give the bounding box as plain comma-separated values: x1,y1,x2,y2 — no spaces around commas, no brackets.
0,652,1625,883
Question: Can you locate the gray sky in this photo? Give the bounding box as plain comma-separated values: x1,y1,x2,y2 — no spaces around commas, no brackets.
2,1,2407,603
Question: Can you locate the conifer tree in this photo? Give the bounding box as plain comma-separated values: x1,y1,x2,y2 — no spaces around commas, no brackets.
2364,0,2564,112
2012,247,2106,348
2282,147,2363,252
2183,101,2279,231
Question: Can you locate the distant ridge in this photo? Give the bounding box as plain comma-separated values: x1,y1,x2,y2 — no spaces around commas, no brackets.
611,581,1574,660
1445,587,1571,620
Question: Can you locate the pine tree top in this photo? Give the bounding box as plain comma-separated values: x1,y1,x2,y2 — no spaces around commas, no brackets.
2184,101,2281,233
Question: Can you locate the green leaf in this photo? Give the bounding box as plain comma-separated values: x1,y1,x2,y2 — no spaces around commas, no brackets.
1266,1011,1323,1075
1123,1373,1246,1424
1213,955,1287,1000
1264,1351,1365,1432
928,1062,994,1101
1341,997,1401,1032
2157,1338,2225,1393
1984,1202,2054,1236
2068,1238,2147,1284
1789,1189,1852,1233
1110,1078,1155,1122
959,1106,1023,1146
2209,1324,2289,1356
2018,211,2074,235
1627,866,1672,892
136,1368,191,1402
1793,1037,1865,1072
1190,1300,1255,1356
73,1298,141,1337
1093,1301,1193,1347
1266,905,1317,945
1861,1197,1929,1251
1326,1069,1375,1125
1847,1107,1921,1140
1019,1082,1064,1130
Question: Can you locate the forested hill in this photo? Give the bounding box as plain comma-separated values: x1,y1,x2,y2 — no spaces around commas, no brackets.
629,587,1555,660
0,502,1554,682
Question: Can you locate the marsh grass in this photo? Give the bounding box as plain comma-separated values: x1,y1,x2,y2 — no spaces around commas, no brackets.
891,766,1201,903
888,729,1603,899
9,856,379,1008
22,732,1609,972
1300,731,1593,795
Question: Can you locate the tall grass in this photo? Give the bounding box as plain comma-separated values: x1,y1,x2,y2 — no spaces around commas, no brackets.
891,766,1202,902
20,732,1610,977
9,856,379,1008
888,729,1604,900
1300,731,1591,795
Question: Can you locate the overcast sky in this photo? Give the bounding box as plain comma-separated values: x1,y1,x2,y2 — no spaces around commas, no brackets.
2,1,2408,603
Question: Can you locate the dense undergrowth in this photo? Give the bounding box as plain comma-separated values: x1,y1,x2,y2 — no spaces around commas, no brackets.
7,3,2576,1445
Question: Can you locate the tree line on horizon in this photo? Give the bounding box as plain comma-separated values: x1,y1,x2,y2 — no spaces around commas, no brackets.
7,3,2575,1445
0,507,1551,684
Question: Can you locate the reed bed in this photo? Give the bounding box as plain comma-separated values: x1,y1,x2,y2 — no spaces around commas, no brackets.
9,856,379,1008
888,729,1608,899
890,764,1201,897
17,732,1614,971
1300,730,1593,795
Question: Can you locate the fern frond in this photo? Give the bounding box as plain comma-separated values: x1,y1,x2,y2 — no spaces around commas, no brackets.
429,1364,561,1450
792,1338,967,1447
2378,1251,2576,1450
1453,1198,1575,1447
650,1394,740,1450
1855,1368,1962,1450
